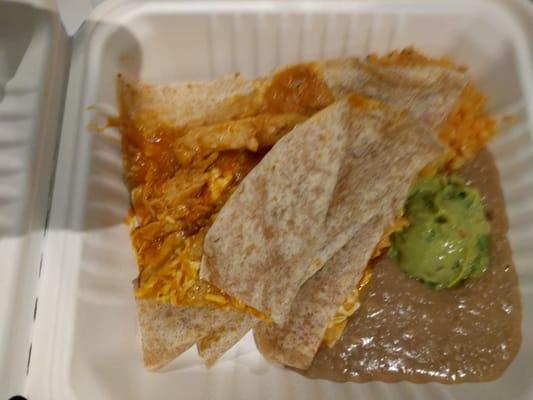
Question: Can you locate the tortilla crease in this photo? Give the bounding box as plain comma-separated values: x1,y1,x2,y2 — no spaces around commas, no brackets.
120,57,466,370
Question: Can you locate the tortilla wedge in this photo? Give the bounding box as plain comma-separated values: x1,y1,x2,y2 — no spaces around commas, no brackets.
135,292,255,370
120,74,266,369
201,95,443,369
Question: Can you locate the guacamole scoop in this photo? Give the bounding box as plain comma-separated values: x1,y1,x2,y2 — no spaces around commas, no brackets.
390,175,490,289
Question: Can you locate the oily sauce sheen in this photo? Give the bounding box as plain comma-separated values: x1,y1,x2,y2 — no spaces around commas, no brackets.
300,150,521,383
263,65,334,115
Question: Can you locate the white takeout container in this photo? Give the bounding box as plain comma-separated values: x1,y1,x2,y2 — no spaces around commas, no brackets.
1,0,532,399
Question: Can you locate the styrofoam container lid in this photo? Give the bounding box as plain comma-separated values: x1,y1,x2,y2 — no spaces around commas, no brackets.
3,0,532,399
0,0,69,396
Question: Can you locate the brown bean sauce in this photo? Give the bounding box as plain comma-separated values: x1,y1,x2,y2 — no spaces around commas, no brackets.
299,150,522,383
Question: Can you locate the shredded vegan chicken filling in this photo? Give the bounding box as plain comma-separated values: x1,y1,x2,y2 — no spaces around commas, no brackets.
119,47,496,343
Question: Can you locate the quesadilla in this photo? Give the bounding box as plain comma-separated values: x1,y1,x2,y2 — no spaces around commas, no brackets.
118,48,495,369
250,51,497,369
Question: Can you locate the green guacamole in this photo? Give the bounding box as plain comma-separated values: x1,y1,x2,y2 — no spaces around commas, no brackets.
389,175,490,289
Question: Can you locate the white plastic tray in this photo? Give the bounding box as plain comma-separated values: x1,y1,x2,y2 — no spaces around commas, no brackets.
3,1,533,399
